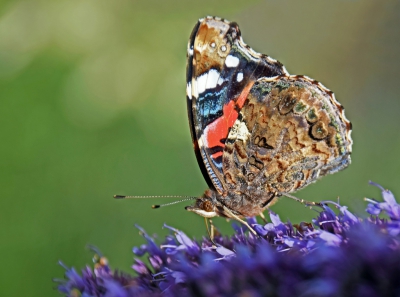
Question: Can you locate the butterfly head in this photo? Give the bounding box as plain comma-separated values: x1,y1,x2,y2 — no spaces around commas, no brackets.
185,189,225,218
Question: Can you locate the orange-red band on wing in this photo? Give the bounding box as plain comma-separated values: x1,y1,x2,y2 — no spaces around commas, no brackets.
203,81,255,161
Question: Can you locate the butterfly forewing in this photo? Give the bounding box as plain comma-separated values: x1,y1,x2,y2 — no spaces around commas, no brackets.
186,17,286,194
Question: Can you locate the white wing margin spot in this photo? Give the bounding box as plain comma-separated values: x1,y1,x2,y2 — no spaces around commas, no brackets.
225,55,239,67
186,82,192,99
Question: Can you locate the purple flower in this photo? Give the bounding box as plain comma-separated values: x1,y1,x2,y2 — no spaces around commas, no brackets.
56,182,400,296
366,181,400,236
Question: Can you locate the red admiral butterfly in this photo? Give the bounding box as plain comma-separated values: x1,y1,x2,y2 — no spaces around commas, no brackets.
184,17,352,230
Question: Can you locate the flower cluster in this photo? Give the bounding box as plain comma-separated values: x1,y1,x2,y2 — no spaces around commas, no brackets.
56,182,400,296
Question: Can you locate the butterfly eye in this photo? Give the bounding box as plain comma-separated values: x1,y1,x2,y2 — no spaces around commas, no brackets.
201,200,214,212
210,42,216,48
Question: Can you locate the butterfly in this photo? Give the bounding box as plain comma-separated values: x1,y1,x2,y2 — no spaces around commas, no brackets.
184,16,352,232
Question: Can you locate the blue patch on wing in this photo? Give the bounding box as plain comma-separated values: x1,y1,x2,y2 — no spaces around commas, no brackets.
196,86,227,129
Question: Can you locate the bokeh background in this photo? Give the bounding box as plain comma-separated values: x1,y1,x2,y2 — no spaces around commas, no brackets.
1,0,399,295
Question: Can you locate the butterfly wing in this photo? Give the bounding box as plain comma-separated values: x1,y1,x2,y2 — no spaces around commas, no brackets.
186,16,287,194
222,75,352,202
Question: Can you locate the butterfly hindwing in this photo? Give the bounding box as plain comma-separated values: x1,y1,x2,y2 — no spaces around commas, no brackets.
222,75,352,198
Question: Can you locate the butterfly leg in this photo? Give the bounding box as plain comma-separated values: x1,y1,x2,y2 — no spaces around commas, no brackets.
259,211,268,224
209,219,221,242
222,206,257,235
281,193,324,209
204,217,217,247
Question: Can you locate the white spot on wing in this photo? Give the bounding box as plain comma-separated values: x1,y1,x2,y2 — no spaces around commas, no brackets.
205,69,220,90
196,69,221,95
192,77,198,98
228,119,250,142
196,72,207,94
225,55,239,67
237,72,243,82
187,43,193,56
186,82,192,99
198,137,205,148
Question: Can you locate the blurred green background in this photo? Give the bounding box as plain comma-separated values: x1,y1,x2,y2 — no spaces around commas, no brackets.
1,0,399,295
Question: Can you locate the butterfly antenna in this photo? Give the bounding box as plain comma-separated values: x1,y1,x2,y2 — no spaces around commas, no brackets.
113,195,197,209
151,197,197,209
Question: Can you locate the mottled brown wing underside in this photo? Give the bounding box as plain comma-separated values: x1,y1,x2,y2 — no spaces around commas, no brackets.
222,75,352,198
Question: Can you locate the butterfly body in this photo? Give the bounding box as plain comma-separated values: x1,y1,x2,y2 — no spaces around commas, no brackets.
185,17,352,220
